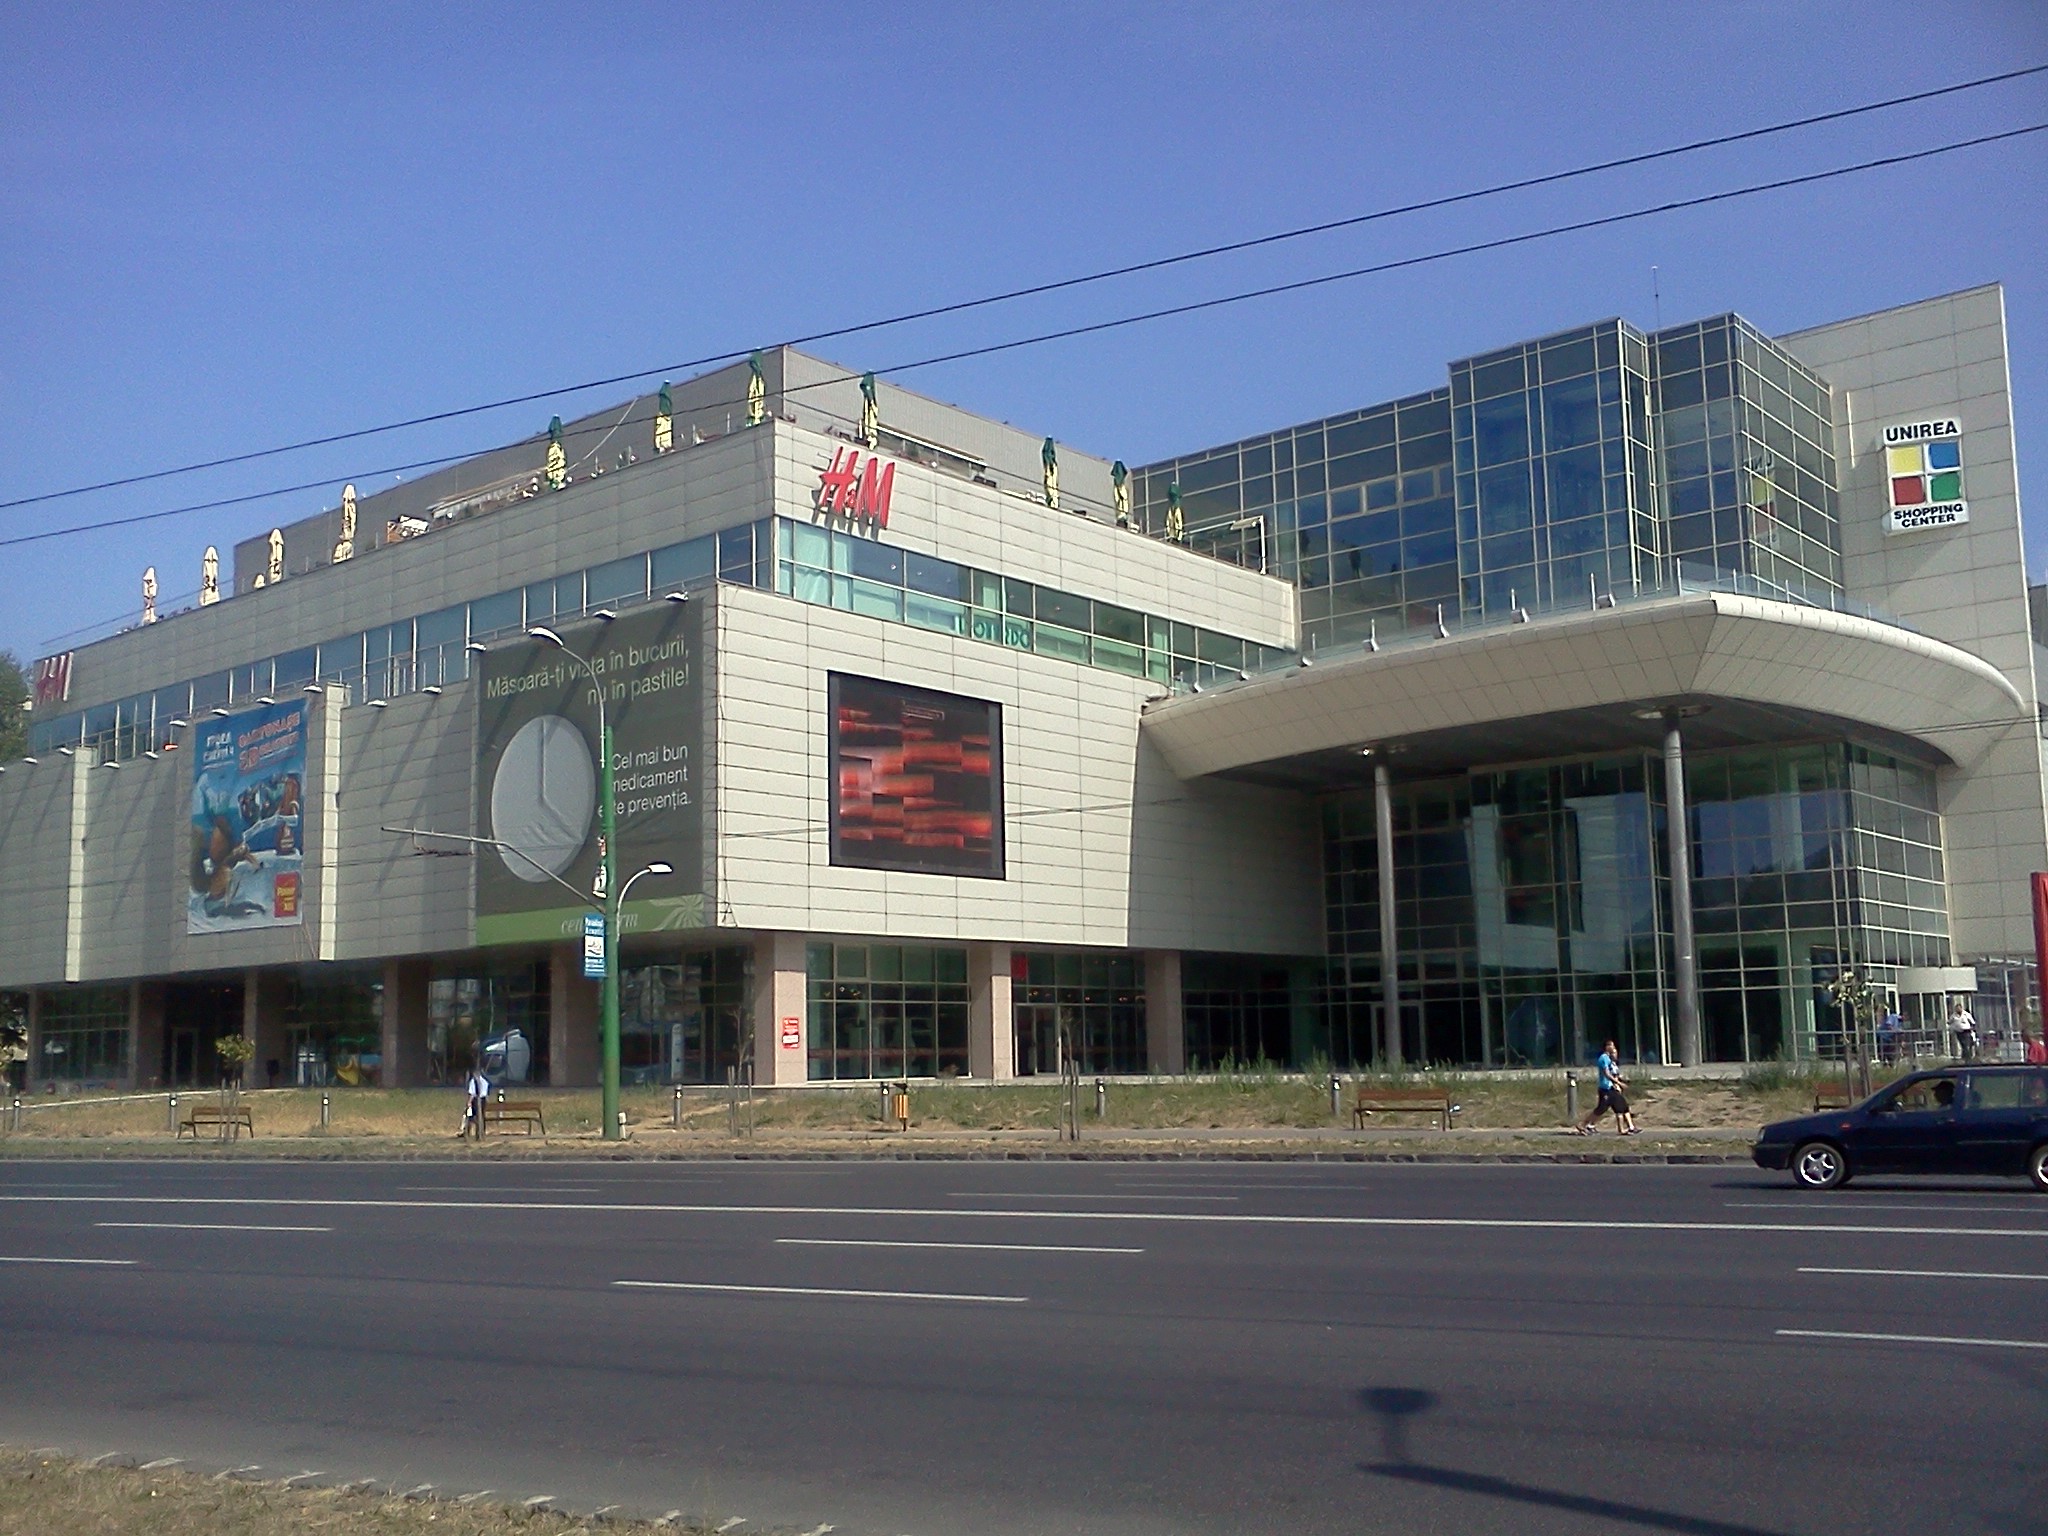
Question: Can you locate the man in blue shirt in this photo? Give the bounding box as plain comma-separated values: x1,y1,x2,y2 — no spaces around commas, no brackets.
1576,1040,1638,1135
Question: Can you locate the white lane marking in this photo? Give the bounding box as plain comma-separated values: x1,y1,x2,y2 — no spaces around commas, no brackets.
0,1255,137,1266
97,1221,332,1233
616,1280,1027,1304
776,1238,1143,1255
1778,1328,2048,1351
1730,1201,2047,1216
948,1191,1239,1202
398,1186,601,1194
1799,1265,2048,1282
3,1194,2046,1238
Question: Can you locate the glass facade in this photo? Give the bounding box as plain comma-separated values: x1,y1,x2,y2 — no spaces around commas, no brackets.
36,986,129,1082
1133,308,1847,652
807,942,971,1080
1654,315,1841,596
619,947,752,1085
1452,321,1659,622
1323,743,1950,1066
429,961,550,1085
1012,951,1146,1076
1134,390,1456,654
279,972,382,1087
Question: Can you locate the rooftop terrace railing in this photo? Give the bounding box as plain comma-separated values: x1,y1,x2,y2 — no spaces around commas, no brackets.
1168,561,1917,698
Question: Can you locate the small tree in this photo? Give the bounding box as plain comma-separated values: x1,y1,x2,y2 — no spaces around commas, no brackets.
214,1033,255,1140
1826,970,1878,1097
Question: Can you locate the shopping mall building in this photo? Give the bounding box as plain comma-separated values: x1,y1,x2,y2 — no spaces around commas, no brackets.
2,283,2041,1090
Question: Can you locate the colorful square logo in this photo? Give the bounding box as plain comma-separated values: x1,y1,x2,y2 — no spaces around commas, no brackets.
1882,419,1967,535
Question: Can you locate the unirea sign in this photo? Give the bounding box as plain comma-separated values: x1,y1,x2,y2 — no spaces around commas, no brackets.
1882,416,1967,536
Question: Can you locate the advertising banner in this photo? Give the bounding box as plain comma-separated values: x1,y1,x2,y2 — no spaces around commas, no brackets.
187,699,308,934
476,602,704,945
829,673,1004,878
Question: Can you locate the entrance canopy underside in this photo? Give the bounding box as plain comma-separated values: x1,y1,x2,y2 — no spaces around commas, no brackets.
1142,592,2026,790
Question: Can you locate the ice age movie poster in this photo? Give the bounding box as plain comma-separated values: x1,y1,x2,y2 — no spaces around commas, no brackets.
187,699,307,934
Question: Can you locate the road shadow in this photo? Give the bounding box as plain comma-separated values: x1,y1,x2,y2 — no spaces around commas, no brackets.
1357,1386,1797,1536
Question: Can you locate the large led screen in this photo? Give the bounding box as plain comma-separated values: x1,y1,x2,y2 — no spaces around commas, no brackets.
829,674,1004,879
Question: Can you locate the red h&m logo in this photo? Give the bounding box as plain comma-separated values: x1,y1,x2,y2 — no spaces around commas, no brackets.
816,448,894,528
30,653,73,707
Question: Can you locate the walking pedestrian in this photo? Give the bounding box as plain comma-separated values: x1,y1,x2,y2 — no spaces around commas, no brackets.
1576,1040,1637,1135
1949,999,1978,1063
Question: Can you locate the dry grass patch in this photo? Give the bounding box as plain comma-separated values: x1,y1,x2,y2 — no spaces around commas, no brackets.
0,1448,720,1535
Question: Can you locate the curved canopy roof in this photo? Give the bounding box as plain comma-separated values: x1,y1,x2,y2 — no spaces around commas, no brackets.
1142,592,2027,786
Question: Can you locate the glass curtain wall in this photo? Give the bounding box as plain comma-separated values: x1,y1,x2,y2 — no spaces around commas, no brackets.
619,948,752,1084
1324,743,1951,1068
1450,321,1658,623
35,986,129,1082
280,972,383,1087
1652,315,1841,596
1182,955,1302,1069
428,961,550,1085
1132,391,1457,654
807,943,971,1080
1012,952,1147,1076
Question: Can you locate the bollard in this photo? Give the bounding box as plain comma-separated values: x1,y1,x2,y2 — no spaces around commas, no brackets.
1565,1072,1578,1124
617,1109,628,1136
672,1084,683,1128
10,1096,19,1134
320,1093,330,1129
1330,1073,1342,1118
879,1080,890,1127
167,1092,178,1133
1095,1079,1106,1118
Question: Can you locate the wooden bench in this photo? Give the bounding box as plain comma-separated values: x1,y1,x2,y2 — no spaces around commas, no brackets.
177,1104,255,1139
1352,1087,1459,1131
487,1097,547,1138
1813,1083,1858,1112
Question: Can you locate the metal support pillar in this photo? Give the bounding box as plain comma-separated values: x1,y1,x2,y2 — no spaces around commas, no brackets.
1375,760,1400,1068
1663,712,1702,1066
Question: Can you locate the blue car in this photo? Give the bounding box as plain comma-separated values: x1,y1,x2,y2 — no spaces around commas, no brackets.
1753,1065,2048,1191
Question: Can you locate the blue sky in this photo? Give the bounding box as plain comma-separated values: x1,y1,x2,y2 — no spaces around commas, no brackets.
2,0,2044,664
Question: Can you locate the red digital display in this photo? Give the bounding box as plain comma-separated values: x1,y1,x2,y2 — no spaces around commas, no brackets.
829,675,1003,878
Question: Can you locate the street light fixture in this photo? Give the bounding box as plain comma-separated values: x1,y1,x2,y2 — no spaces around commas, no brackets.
526,621,632,1142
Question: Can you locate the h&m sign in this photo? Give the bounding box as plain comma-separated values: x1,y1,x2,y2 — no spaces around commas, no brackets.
816,448,896,529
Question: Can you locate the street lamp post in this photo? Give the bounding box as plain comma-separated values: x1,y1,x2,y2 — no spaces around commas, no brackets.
527,622,628,1139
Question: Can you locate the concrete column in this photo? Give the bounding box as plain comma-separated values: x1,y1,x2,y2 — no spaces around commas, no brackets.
379,959,432,1088
550,945,600,1086
245,970,292,1091
134,981,165,1090
968,943,1015,1080
1663,713,1703,1066
750,932,809,1086
1375,760,1401,1067
1144,950,1185,1075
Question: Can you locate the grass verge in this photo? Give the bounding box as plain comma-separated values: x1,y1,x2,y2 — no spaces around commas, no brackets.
0,1447,720,1535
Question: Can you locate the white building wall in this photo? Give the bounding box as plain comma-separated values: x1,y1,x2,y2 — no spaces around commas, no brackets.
709,583,1322,954
1781,283,2047,957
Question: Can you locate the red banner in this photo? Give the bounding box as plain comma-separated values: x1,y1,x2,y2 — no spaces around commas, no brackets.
2032,873,2048,1026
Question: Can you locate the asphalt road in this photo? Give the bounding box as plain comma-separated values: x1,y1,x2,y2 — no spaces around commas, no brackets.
0,1157,2043,1536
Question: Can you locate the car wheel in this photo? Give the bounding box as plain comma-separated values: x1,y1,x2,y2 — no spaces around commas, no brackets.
1792,1141,1848,1190
2030,1143,2048,1194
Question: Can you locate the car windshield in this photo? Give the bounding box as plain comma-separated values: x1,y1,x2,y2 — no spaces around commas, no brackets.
1879,1075,1960,1114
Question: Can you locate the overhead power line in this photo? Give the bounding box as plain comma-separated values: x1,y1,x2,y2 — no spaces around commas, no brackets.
1,61,2043,517
5,117,2042,562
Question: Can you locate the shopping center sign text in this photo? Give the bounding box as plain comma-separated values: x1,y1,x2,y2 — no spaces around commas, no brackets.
1883,417,1967,535
815,448,895,529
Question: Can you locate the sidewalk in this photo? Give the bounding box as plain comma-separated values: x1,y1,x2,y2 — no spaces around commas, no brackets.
0,1120,1758,1162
